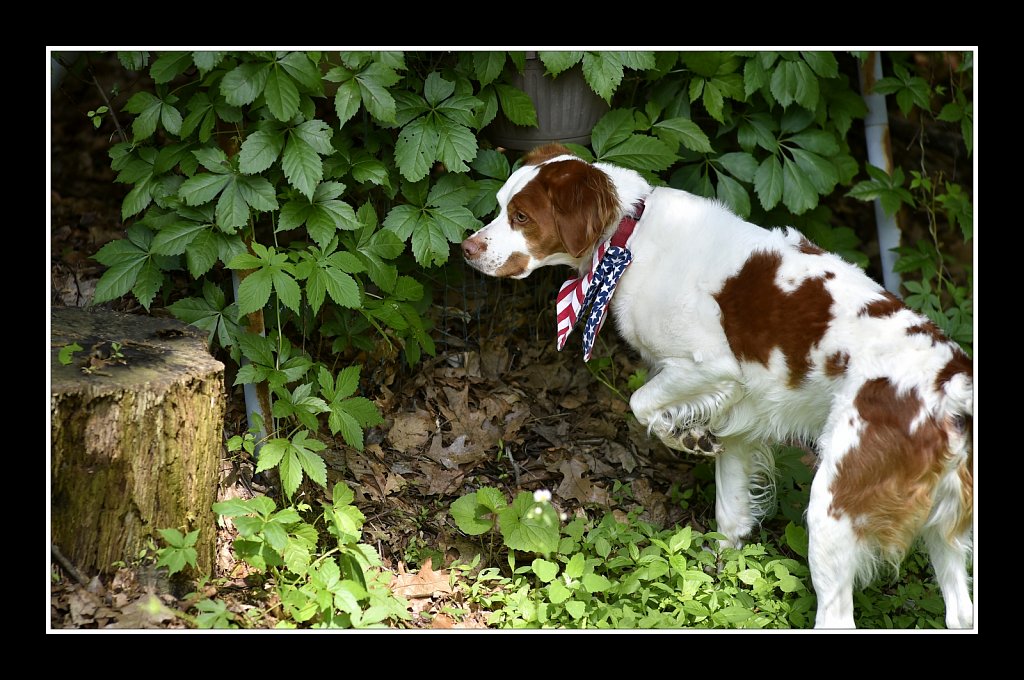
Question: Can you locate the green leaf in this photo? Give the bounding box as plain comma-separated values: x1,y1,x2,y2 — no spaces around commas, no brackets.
215,179,249,230
771,60,818,110
471,149,510,180
782,156,818,214
790,148,838,194
125,92,161,141
497,492,559,555
702,80,725,123
121,179,154,219
283,136,322,200
236,267,273,316
239,129,285,174
255,438,288,473
357,63,399,123
547,580,572,604
538,51,583,76
581,51,624,102
334,80,362,126
716,151,758,183
785,522,809,558
598,135,675,172
160,102,183,137
150,52,192,84
179,172,231,206
58,342,83,365
192,51,224,75
293,432,328,488
476,487,507,513
801,51,839,78
591,109,634,157
531,558,558,583
328,407,363,449
779,574,804,593
410,215,450,267
744,56,769,98
236,175,279,212
787,130,839,156
564,600,586,620
221,61,271,107
433,117,478,174
323,268,360,308
581,573,612,593
451,493,495,535
395,117,437,182
423,72,455,106
279,52,322,91
493,83,538,127
272,269,301,313
653,117,712,153
473,51,506,86
716,173,751,218
754,155,783,210
382,204,420,241
151,220,208,255
279,450,304,497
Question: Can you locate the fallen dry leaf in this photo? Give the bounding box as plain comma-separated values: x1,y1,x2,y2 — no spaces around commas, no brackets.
388,410,436,451
390,558,452,599
556,457,611,505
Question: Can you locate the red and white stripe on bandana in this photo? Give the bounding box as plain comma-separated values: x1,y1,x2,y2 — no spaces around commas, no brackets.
555,201,646,361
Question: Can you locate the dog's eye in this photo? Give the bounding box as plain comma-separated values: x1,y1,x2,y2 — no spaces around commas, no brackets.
513,211,528,223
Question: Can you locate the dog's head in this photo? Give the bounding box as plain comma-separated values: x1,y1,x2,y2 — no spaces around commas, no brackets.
461,144,621,278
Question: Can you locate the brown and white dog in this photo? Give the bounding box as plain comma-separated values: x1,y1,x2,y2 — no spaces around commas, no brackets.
461,144,974,628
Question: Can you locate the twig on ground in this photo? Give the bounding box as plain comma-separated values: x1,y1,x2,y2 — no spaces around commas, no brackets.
51,543,90,587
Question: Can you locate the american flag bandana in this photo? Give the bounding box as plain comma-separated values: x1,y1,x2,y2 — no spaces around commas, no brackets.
556,201,646,362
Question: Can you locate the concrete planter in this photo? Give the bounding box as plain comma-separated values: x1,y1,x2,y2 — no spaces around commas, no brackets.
488,54,608,151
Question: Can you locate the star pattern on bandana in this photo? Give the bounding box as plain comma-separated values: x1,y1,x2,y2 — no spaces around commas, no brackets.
577,245,632,361
555,201,645,362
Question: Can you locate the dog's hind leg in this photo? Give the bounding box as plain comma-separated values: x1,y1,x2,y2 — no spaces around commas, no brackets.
806,478,860,628
923,527,973,628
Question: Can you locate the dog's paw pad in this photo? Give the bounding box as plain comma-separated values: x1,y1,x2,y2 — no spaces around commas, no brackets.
658,426,723,456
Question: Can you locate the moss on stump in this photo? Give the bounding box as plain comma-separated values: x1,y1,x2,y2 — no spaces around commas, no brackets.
50,306,225,575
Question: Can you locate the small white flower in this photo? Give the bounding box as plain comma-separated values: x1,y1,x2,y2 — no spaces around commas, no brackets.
559,512,568,521
533,489,552,503
533,506,543,516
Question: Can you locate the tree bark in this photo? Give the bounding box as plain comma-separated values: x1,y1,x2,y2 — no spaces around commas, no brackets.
50,306,225,575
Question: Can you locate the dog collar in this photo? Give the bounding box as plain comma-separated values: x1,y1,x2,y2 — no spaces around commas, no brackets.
556,200,646,361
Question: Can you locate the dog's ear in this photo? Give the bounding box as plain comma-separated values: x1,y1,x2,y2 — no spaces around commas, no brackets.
539,160,620,258
522,143,574,166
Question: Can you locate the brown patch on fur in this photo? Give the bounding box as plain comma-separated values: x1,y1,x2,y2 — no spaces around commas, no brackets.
824,351,850,377
797,237,825,255
511,159,619,258
522,143,574,166
824,271,835,279
956,445,973,538
495,252,529,277
859,291,904,318
906,319,949,346
714,251,834,388
935,352,972,393
828,378,950,554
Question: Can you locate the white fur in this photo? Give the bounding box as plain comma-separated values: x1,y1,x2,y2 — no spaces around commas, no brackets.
463,153,974,629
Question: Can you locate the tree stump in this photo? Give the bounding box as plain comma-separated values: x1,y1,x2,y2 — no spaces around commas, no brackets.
50,306,225,575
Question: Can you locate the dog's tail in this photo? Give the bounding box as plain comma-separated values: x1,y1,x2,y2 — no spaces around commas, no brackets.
927,364,973,545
